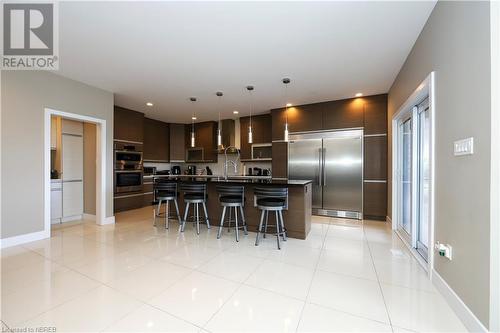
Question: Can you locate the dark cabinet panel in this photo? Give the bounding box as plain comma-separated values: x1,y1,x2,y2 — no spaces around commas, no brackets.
271,104,323,141
240,114,272,160
323,98,364,130
170,123,185,162
185,121,218,162
363,182,387,220
144,118,169,162
272,142,288,178
364,136,387,180
363,94,388,135
114,193,144,212
114,106,144,142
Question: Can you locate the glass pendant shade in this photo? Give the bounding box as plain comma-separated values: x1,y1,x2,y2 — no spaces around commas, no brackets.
217,128,222,147
248,126,253,144
191,131,195,148
284,122,289,142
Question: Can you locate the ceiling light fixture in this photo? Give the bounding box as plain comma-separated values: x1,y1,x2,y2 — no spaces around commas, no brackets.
216,91,223,148
146,102,153,107
355,93,363,97
233,110,239,115
189,97,197,148
282,78,291,142
246,85,254,144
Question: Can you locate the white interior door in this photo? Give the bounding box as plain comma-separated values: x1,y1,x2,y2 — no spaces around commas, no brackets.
416,98,430,259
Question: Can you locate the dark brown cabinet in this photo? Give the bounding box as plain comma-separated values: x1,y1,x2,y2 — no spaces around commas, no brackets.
240,114,272,160
323,98,364,130
272,142,288,178
185,121,218,162
170,123,186,162
363,182,387,220
114,106,144,143
144,118,169,162
364,136,387,180
271,104,323,141
363,94,388,135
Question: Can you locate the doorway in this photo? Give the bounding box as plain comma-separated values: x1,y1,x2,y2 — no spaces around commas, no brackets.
392,73,435,267
44,108,108,236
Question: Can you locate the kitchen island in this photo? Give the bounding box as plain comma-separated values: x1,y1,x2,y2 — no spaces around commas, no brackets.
152,175,313,239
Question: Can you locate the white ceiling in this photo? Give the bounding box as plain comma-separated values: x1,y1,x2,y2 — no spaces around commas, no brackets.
58,1,436,123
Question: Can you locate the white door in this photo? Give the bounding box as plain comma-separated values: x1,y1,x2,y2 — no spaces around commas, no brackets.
416,98,430,259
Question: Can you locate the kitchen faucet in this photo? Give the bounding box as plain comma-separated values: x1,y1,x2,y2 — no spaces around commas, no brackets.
224,146,240,180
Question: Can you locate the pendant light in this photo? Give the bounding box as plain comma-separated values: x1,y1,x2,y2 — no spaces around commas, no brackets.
282,78,291,142
190,97,197,148
216,91,223,148
246,85,254,144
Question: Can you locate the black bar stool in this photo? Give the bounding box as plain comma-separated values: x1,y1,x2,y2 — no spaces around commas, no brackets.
254,187,288,249
153,179,181,229
180,183,210,234
215,185,248,242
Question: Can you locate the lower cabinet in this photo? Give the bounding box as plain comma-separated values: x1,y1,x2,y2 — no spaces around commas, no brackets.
114,193,144,212
363,182,387,220
62,181,84,218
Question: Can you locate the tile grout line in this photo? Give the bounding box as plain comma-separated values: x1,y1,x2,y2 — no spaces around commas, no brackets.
294,219,330,332
363,225,395,333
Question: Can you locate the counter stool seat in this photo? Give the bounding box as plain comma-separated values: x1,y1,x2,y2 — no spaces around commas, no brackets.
216,185,248,242
254,187,288,249
180,183,210,235
154,181,181,229
184,193,205,201
257,197,286,207
220,195,244,204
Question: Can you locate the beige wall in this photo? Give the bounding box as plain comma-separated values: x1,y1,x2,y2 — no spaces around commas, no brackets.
1,71,114,239
83,122,97,215
388,1,491,327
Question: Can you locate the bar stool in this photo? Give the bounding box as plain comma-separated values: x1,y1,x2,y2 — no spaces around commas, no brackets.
153,180,181,229
180,183,210,234
254,187,288,249
216,185,248,242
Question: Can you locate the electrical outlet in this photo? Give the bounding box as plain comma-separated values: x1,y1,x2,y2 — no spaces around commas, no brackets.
435,242,453,260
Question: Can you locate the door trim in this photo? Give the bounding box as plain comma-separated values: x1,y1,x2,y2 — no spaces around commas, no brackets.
391,72,435,276
44,109,110,233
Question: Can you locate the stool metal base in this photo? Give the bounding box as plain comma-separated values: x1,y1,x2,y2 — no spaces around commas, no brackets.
217,204,248,242
255,208,287,249
181,201,210,235
154,198,181,229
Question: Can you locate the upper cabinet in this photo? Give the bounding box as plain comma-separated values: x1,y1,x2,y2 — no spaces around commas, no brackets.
170,123,186,162
143,118,169,162
271,104,322,141
271,94,387,139
239,114,272,160
185,121,218,162
114,106,144,142
323,98,364,130
363,94,388,135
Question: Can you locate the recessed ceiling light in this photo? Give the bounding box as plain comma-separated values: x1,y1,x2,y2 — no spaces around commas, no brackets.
355,93,363,97
192,116,197,120
233,110,239,114
146,102,153,106
286,103,292,107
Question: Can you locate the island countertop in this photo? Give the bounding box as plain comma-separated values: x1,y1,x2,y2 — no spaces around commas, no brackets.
146,174,312,186
148,174,313,239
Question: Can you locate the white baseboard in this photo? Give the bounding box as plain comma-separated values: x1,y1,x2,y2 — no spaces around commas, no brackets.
83,213,96,221
61,214,83,223
432,269,488,332
1,230,50,249
98,215,115,225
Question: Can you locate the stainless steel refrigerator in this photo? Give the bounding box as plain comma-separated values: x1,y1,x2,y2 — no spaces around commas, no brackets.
288,129,363,219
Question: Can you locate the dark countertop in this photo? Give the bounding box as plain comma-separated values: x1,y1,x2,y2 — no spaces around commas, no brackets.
151,174,312,186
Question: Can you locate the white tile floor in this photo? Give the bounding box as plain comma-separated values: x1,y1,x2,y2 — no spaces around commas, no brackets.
1,207,466,332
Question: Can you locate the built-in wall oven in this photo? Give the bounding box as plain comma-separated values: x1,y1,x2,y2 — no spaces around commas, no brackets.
114,141,143,193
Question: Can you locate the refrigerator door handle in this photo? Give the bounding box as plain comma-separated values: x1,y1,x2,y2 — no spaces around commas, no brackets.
318,148,322,185
322,148,327,186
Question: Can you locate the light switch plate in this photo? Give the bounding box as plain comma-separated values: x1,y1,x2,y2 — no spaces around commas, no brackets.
454,137,474,156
